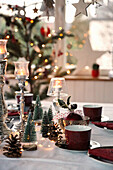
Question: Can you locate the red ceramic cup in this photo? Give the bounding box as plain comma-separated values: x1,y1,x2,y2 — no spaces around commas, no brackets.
65,125,91,150
83,105,102,121
15,91,33,106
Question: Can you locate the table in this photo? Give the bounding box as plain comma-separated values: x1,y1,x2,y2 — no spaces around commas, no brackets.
0,101,113,170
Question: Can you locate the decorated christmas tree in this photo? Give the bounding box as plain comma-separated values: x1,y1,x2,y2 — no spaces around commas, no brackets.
0,3,74,100
33,95,43,121
48,105,53,123
22,112,37,143
41,111,49,137
3,134,22,158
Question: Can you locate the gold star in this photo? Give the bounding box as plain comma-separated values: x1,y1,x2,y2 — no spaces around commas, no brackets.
33,7,38,13
73,0,91,17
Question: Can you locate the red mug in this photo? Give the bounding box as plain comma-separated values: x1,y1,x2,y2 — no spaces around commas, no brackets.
15,91,33,106
65,125,91,150
83,105,102,121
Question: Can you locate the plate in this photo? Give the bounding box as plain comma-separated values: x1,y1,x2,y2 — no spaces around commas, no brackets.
56,140,100,153
88,146,113,164
94,121,113,130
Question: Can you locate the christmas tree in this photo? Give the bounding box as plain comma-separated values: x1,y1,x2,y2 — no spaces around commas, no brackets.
41,111,49,137
33,95,43,121
0,3,74,100
48,105,53,123
22,112,37,143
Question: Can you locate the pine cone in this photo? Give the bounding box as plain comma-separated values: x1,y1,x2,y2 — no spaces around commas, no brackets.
3,134,22,158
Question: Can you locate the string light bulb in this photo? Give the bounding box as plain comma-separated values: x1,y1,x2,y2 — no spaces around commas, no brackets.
34,76,38,79
39,54,42,57
67,69,71,74
45,59,48,63
30,20,34,23
59,27,62,30
42,44,45,48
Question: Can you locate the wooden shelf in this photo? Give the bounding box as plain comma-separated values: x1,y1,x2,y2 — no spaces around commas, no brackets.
65,75,113,81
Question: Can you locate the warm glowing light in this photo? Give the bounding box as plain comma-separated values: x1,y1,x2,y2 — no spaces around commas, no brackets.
6,35,10,39
38,68,42,72
70,53,73,57
58,38,61,40
66,31,71,34
52,30,55,33
66,52,68,56
41,138,45,141
19,18,22,21
30,43,34,46
25,81,28,86
82,40,86,44
48,145,51,148
48,34,51,37
60,33,63,37
30,20,34,23
59,27,62,30
79,44,83,48
85,66,89,70
54,69,56,72
34,76,38,79
53,80,62,88
45,59,48,63
15,17,18,20
84,33,88,38
55,66,58,69
7,52,9,55
42,44,45,48
15,28,18,32
50,140,55,143
31,64,35,69
39,54,42,57
39,73,42,76
67,69,71,74
38,144,43,147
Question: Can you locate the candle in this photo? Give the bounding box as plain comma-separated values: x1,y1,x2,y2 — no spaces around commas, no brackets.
0,40,7,60
53,80,62,89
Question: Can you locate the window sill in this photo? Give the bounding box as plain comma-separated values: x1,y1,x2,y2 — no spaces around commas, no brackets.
65,75,113,81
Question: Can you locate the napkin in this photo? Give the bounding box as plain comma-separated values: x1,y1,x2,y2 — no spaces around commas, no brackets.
88,147,113,162
8,111,27,116
92,121,113,130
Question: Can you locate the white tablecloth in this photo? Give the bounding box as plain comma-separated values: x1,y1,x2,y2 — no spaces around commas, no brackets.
0,101,113,170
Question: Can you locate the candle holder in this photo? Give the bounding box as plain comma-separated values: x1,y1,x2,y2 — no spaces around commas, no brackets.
0,40,11,141
47,77,68,113
14,58,29,130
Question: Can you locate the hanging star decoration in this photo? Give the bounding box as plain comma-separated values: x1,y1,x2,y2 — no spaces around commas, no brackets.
73,37,106,75
73,0,91,17
33,7,38,13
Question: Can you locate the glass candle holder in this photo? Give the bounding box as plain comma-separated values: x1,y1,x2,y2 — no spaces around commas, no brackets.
14,58,29,80
0,39,7,60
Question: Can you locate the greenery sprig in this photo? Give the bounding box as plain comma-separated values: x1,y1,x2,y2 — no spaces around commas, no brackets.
58,96,77,111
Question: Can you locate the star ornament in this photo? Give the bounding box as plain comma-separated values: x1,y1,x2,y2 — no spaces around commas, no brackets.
73,0,91,17
33,7,38,13
72,37,105,74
